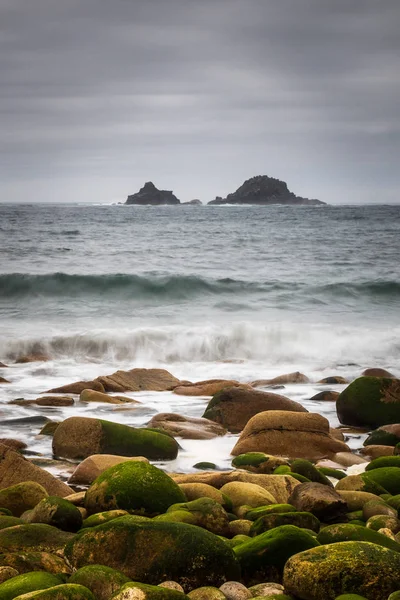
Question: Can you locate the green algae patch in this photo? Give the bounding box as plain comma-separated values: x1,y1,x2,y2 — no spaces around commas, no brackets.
291,459,332,486
68,565,131,600
111,581,190,599
84,461,186,515
336,376,400,428
365,456,400,470
99,420,179,460
316,522,400,552
284,541,400,600
65,516,240,592
362,467,400,495
318,467,347,481
0,552,71,576
187,587,225,599
82,510,128,529
25,496,82,532
0,524,74,553
0,516,24,530
13,583,96,599
250,511,320,536
245,504,297,521
234,524,319,585
0,571,62,600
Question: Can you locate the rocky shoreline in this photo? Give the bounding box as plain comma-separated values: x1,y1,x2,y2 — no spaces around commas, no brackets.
0,362,400,599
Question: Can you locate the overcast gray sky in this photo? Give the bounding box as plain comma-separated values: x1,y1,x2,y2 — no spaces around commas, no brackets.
1,0,399,204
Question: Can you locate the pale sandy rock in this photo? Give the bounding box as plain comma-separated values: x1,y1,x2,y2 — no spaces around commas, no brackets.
68,454,149,485
147,413,226,439
360,445,395,458
96,367,180,392
80,388,140,404
174,379,245,396
333,451,368,467
251,371,309,386
46,380,105,394
178,483,227,505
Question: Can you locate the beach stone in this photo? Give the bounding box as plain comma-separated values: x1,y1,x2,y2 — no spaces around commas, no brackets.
318,376,348,384
15,584,96,598
171,472,299,504
251,372,309,386
82,509,128,528
178,483,229,507
68,565,131,600
218,581,252,599
84,460,185,515
366,514,400,532
317,522,400,552
79,389,138,404
147,413,227,439
309,391,340,402
46,380,105,394
283,541,400,600
0,482,48,517
95,367,180,392
203,388,307,433
111,582,189,598
250,511,320,535
248,582,285,596
362,498,397,520
0,523,74,553
291,459,333,486
336,376,400,428
64,491,86,505
220,482,276,512
38,422,60,437
65,516,240,591
362,466,400,494
235,524,319,585
11,396,74,407
158,581,185,592
365,455,400,471
231,453,288,474
0,571,63,598
335,474,388,495
0,515,23,529
332,452,368,467
165,497,230,536
0,439,27,452
228,520,252,537
336,490,382,511
359,444,394,458
68,454,149,485
174,379,243,396
52,416,179,460
232,411,349,460
23,496,83,532
0,362,8,368
0,567,18,584
188,587,225,599
0,552,71,576
362,367,396,378
363,423,400,446
288,482,347,522
0,376,11,383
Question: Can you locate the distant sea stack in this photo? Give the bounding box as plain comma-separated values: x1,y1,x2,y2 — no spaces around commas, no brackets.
208,175,325,206
125,182,180,205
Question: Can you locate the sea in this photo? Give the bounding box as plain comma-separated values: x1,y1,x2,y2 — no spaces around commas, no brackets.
1,202,400,481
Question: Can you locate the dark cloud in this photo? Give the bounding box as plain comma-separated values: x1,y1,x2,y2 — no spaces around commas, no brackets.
0,0,399,203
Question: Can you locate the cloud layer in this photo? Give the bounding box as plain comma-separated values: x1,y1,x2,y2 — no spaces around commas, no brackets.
1,0,399,203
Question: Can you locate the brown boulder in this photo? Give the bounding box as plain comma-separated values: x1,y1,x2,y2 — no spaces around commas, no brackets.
15,353,50,363
68,454,149,485
96,368,180,392
360,445,395,458
309,391,340,402
231,410,350,460
0,439,27,452
288,481,347,522
0,376,10,384
318,376,348,384
251,371,309,386
362,368,396,378
46,380,105,394
147,413,226,439
80,389,140,404
0,443,72,497
202,386,307,433
10,396,74,407
173,379,244,396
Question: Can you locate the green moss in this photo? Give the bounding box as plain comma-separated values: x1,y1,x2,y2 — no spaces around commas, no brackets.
0,551,71,576
26,496,82,532
250,512,320,536
231,453,270,467
364,428,400,447
0,516,23,530
291,459,332,486
366,456,400,471
68,564,131,599
317,523,400,552
192,462,217,470
388,592,400,600
166,498,230,536
187,587,225,599
154,510,198,525
0,524,74,553
0,483,48,517
82,510,128,528
387,495,400,513
273,465,292,474
0,509,13,516
366,514,399,532
363,467,400,495
245,504,297,521
234,524,320,584
84,461,186,515
13,583,96,599
337,376,400,428
0,571,62,600
334,595,369,600
98,420,179,460
112,582,190,598
318,466,347,481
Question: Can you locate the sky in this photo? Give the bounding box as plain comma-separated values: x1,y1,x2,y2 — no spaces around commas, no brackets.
0,0,399,204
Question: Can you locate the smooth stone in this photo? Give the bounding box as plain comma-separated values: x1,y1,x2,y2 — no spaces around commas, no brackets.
174,379,244,396
251,372,309,386
288,482,347,522
219,581,252,599
68,454,149,485
147,413,227,439
80,389,139,404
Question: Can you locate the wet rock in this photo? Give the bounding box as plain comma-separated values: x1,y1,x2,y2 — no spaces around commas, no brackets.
220,482,276,513
0,482,48,517
0,566,18,584
23,496,83,532
0,439,27,452
17,583,96,598
219,582,252,599
309,391,340,402
125,181,181,205
203,388,307,433
337,376,400,428
364,423,400,446
0,376,10,383
0,552,71,576
288,482,347,522
52,416,179,460
317,522,400,552
68,454,149,485
38,422,60,437
174,379,244,396
79,389,139,404
231,453,288,474
248,582,285,596
96,367,180,392
332,452,368,467
11,396,74,407
15,353,50,363
232,411,349,460
0,443,73,497
165,497,230,536
251,371,309,386
0,523,74,553
283,541,400,600
362,367,396,378
68,565,131,600
158,581,185,592
335,474,388,495
0,571,63,598
178,483,229,507
359,444,395,458
318,376,348,384
46,380,105,394
147,413,226,439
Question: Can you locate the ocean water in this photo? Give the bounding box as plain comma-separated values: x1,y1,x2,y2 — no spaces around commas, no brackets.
1,202,400,478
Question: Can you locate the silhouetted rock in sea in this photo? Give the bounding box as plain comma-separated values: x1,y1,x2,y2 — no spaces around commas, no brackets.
208,175,325,206
182,199,203,205
125,182,180,205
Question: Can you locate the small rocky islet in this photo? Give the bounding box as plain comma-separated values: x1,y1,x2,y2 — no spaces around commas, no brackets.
0,364,400,598
124,175,325,206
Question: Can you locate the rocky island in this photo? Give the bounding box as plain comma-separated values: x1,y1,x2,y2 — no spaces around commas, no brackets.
208,175,325,206
125,181,180,205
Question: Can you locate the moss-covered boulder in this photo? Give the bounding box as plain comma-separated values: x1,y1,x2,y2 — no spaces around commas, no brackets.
364,424,400,447
283,541,400,599
68,455,149,486
335,473,389,495
290,459,332,486
68,565,131,600
0,483,48,518
365,455,400,470
388,592,400,600
317,466,346,481
362,498,397,520
366,514,400,532
0,571,62,600
111,581,190,598
362,467,400,495
52,417,179,460
317,523,400,552
0,552,71,576
219,482,276,513
233,524,319,585
337,377,400,428
231,453,288,474
84,461,185,516
165,498,230,536
82,510,128,529
334,595,369,600
0,516,24,530
187,587,225,599
65,516,240,591
250,511,320,535
336,490,383,511
23,496,82,532
13,584,96,599
178,484,230,509
0,524,74,554
245,504,296,521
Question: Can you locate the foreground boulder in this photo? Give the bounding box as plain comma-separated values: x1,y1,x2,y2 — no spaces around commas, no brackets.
0,571,63,599
0,524,74,553
68,565,131,600
232,411,349,460
147,413,226,439
52,417,179,460
65,517,240,591
68,454,149,485
0,482,48,517
23,496,83,532
288,482,347,522
0,444,72,497
203,388,307,433
84,461,186,515
337,376,400,428
283,541,400,600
